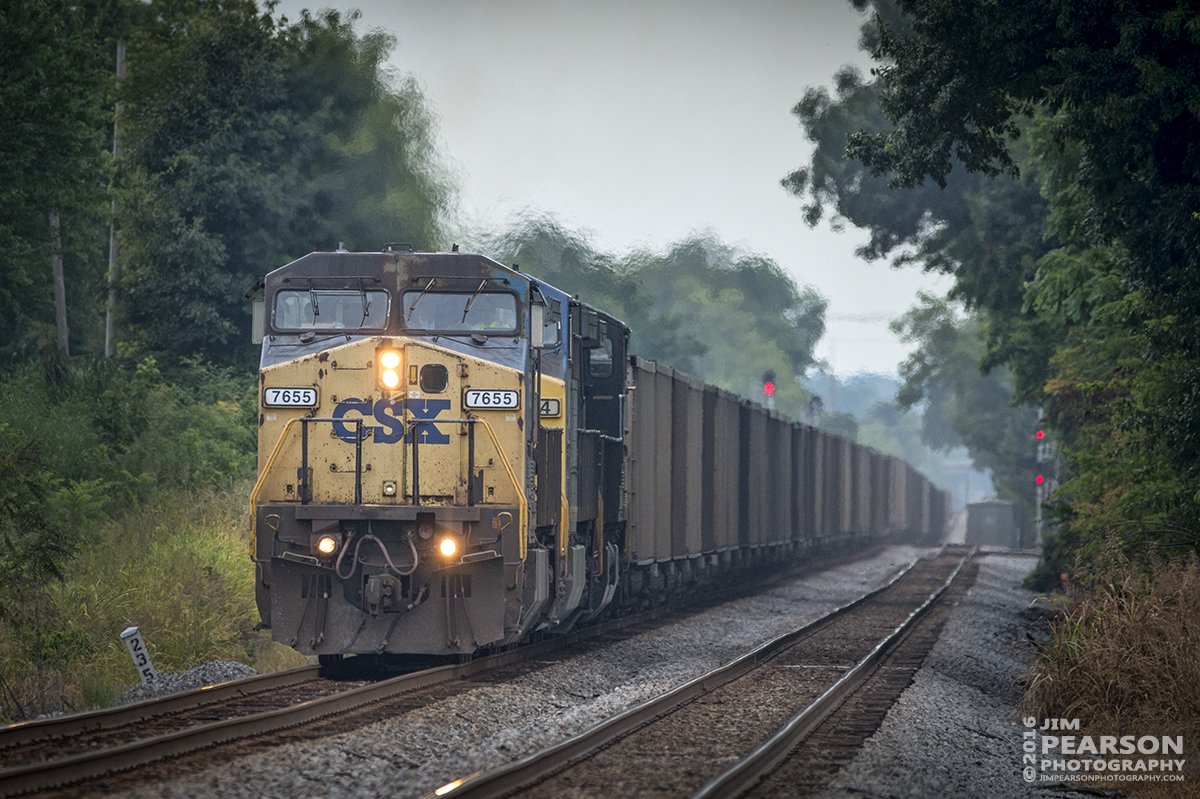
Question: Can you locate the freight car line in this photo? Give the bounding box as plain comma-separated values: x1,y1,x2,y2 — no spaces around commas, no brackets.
422,547,971,799
0,550,869,799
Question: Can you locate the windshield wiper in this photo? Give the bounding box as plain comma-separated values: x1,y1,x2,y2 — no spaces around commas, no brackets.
306,278,320,319
407,278,437,319
356,278,370,330
461,279,489,323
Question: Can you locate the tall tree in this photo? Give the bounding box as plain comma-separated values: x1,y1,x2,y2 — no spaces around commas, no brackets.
891,294,1040,532
484,215,826,421
784,62,1060,401
846,0,1200,400
115,2,453,368
0,0,108,366
790,0,1200,553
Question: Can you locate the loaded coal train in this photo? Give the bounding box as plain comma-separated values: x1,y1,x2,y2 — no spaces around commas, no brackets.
249,248,948,665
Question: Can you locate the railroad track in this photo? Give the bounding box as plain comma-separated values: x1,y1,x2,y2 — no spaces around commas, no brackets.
424,545,974,799
0,547,891,798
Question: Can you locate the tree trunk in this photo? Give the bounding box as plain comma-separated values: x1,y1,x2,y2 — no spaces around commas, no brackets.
105,39,125,358
49,212,69,365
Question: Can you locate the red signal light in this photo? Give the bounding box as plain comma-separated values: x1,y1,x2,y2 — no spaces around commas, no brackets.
1036,475,1045,485
1036,430,1045,439
762,370,777,398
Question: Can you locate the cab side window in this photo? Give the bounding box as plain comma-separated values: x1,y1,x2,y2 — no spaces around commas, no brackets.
588,332,613,378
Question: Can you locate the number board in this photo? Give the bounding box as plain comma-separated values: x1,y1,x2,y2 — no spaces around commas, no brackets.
539,397,562,417
264,387,318,407
464,389,519,409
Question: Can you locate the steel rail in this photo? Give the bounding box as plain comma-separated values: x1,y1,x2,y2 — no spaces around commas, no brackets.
423,556,925,799
0,554,815,799
0,665,321,750
689,553,970,799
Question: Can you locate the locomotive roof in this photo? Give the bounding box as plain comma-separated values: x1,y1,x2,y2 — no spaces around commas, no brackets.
267,249,529,288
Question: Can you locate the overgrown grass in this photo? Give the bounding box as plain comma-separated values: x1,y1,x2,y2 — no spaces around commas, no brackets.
1023,548,1200,798
0,485,308,721
0,356,300,721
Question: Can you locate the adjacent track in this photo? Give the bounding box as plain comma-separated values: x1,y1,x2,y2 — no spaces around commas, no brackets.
425,546,973,799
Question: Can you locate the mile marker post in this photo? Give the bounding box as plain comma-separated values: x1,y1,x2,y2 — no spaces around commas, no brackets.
120,626,158,684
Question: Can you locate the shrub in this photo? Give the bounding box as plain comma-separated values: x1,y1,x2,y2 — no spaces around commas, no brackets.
1024,546,1200,798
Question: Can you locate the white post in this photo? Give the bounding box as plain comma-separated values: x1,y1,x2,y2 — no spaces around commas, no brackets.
120,626,158,684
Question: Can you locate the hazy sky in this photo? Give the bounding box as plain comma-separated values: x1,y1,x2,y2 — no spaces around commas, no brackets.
275,0,953,375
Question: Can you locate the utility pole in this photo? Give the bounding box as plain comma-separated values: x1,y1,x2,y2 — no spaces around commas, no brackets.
105,40,125,358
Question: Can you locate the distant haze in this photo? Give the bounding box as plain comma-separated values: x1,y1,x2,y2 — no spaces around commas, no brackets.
275,0,954,375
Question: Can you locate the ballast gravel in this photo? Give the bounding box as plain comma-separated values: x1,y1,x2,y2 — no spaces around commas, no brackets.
811,553,1097,799
118,661,259,705
125,548,1065,799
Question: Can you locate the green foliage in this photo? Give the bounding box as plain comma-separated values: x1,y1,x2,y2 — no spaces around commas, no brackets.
0,354,268,720
482,214,708,372
821,411,860,441
115,1,453,367
630,236,826,419
0,485,299,722
791,0,1200,569
891,294,1040,530
0,357,255,508
850,0,1200,327
0,0,110,367
846,0,1200,523
0,427,85,591
0,422,97,720
51,488,265,685
784,61,1059,404
481,215,826,420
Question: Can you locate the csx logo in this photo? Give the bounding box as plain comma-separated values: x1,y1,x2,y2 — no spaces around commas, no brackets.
332,398,451,444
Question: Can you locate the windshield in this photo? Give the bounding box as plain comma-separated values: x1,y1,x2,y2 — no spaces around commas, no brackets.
401,290,519,334
273,289,389,331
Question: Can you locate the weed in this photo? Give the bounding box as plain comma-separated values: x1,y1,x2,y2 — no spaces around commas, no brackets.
1023,544,1200,798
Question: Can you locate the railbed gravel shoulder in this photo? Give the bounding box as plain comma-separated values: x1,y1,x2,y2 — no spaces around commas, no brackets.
121,547,1057,799
118,662,259,705
810,553,1098,799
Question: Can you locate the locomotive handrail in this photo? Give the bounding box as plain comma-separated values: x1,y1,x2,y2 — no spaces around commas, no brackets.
410,416,528,561
251,415,526,559
249,416,304,526
247,416,365,540
470,416,528,561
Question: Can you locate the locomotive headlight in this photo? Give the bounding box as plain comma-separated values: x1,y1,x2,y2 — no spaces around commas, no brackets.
378,349,402,389
438,537,458,558
316,535,339,556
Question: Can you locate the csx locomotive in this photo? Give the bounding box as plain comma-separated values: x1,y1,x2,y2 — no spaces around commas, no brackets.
250,247,948,662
